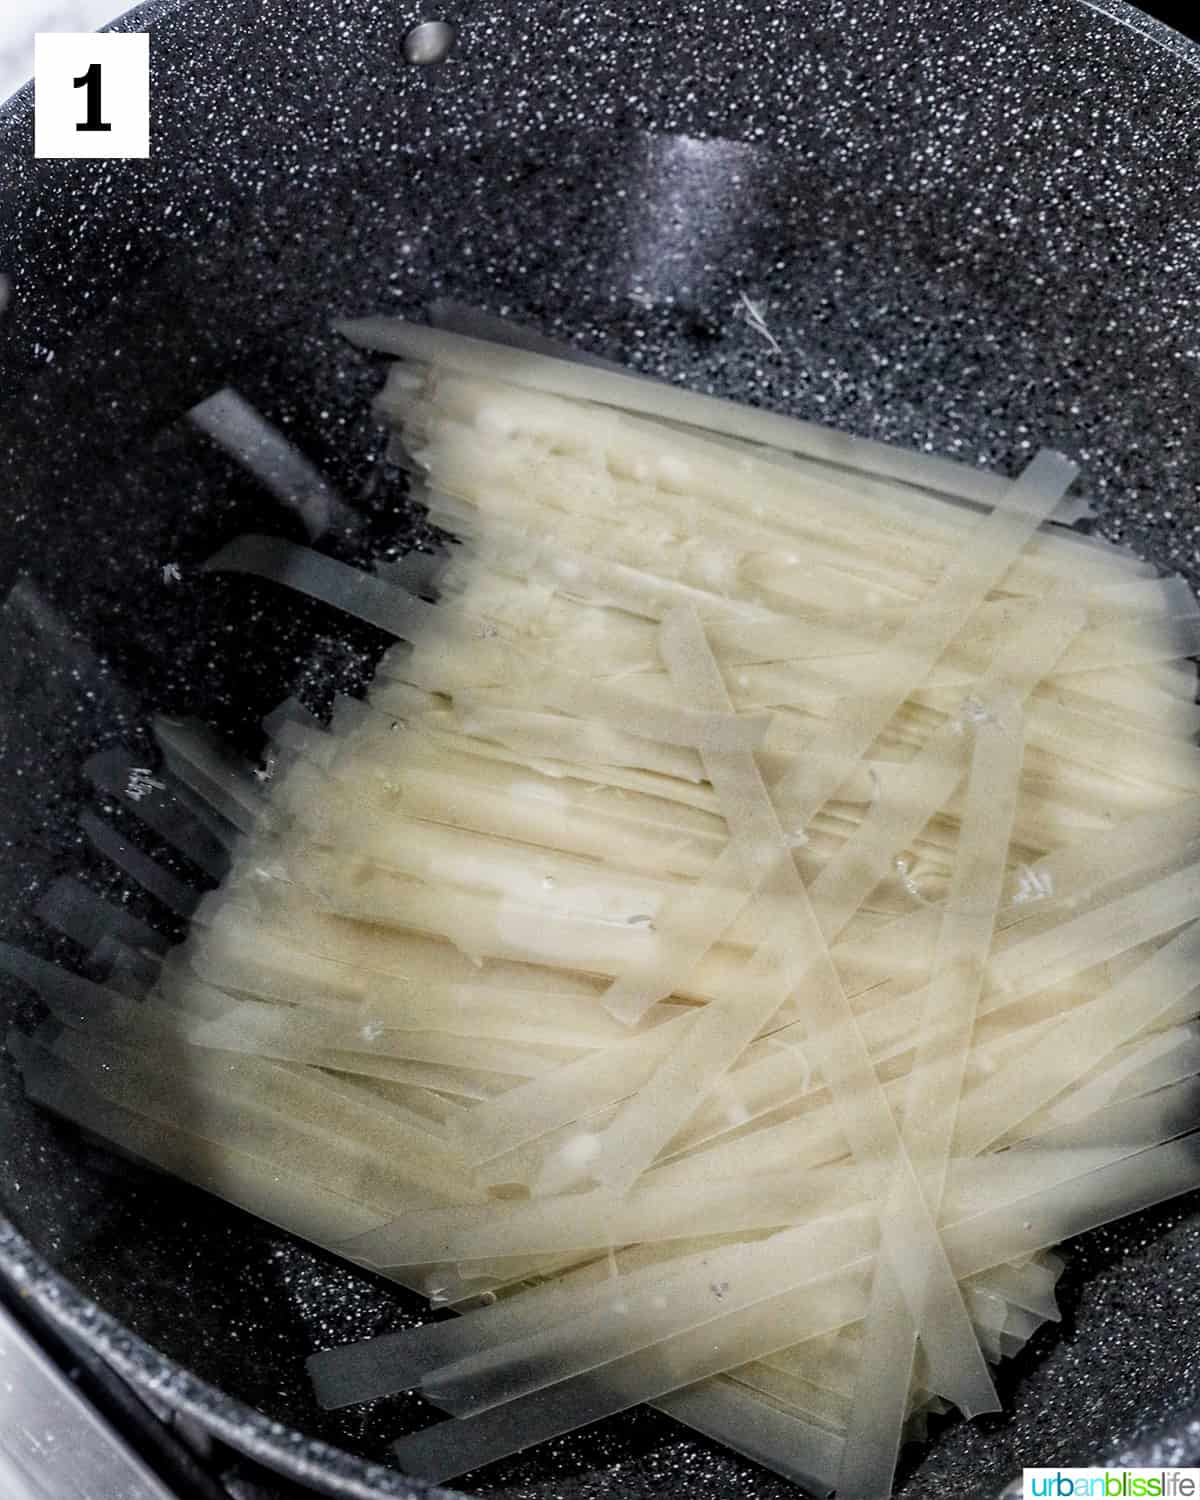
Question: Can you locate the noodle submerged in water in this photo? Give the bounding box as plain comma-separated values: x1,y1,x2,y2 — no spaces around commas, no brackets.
12,318,1200,1498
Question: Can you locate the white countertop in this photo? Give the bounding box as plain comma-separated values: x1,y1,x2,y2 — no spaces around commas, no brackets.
1,1,126,108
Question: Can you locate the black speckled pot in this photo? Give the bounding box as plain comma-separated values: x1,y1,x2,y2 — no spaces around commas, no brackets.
3,1,1200,1496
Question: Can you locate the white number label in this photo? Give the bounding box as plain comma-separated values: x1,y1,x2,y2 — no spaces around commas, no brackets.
34,33,150,160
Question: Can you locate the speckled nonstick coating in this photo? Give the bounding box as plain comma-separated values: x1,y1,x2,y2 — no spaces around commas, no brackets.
2,1,1200,1495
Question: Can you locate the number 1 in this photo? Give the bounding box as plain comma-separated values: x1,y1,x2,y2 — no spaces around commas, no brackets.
74,63,112,133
